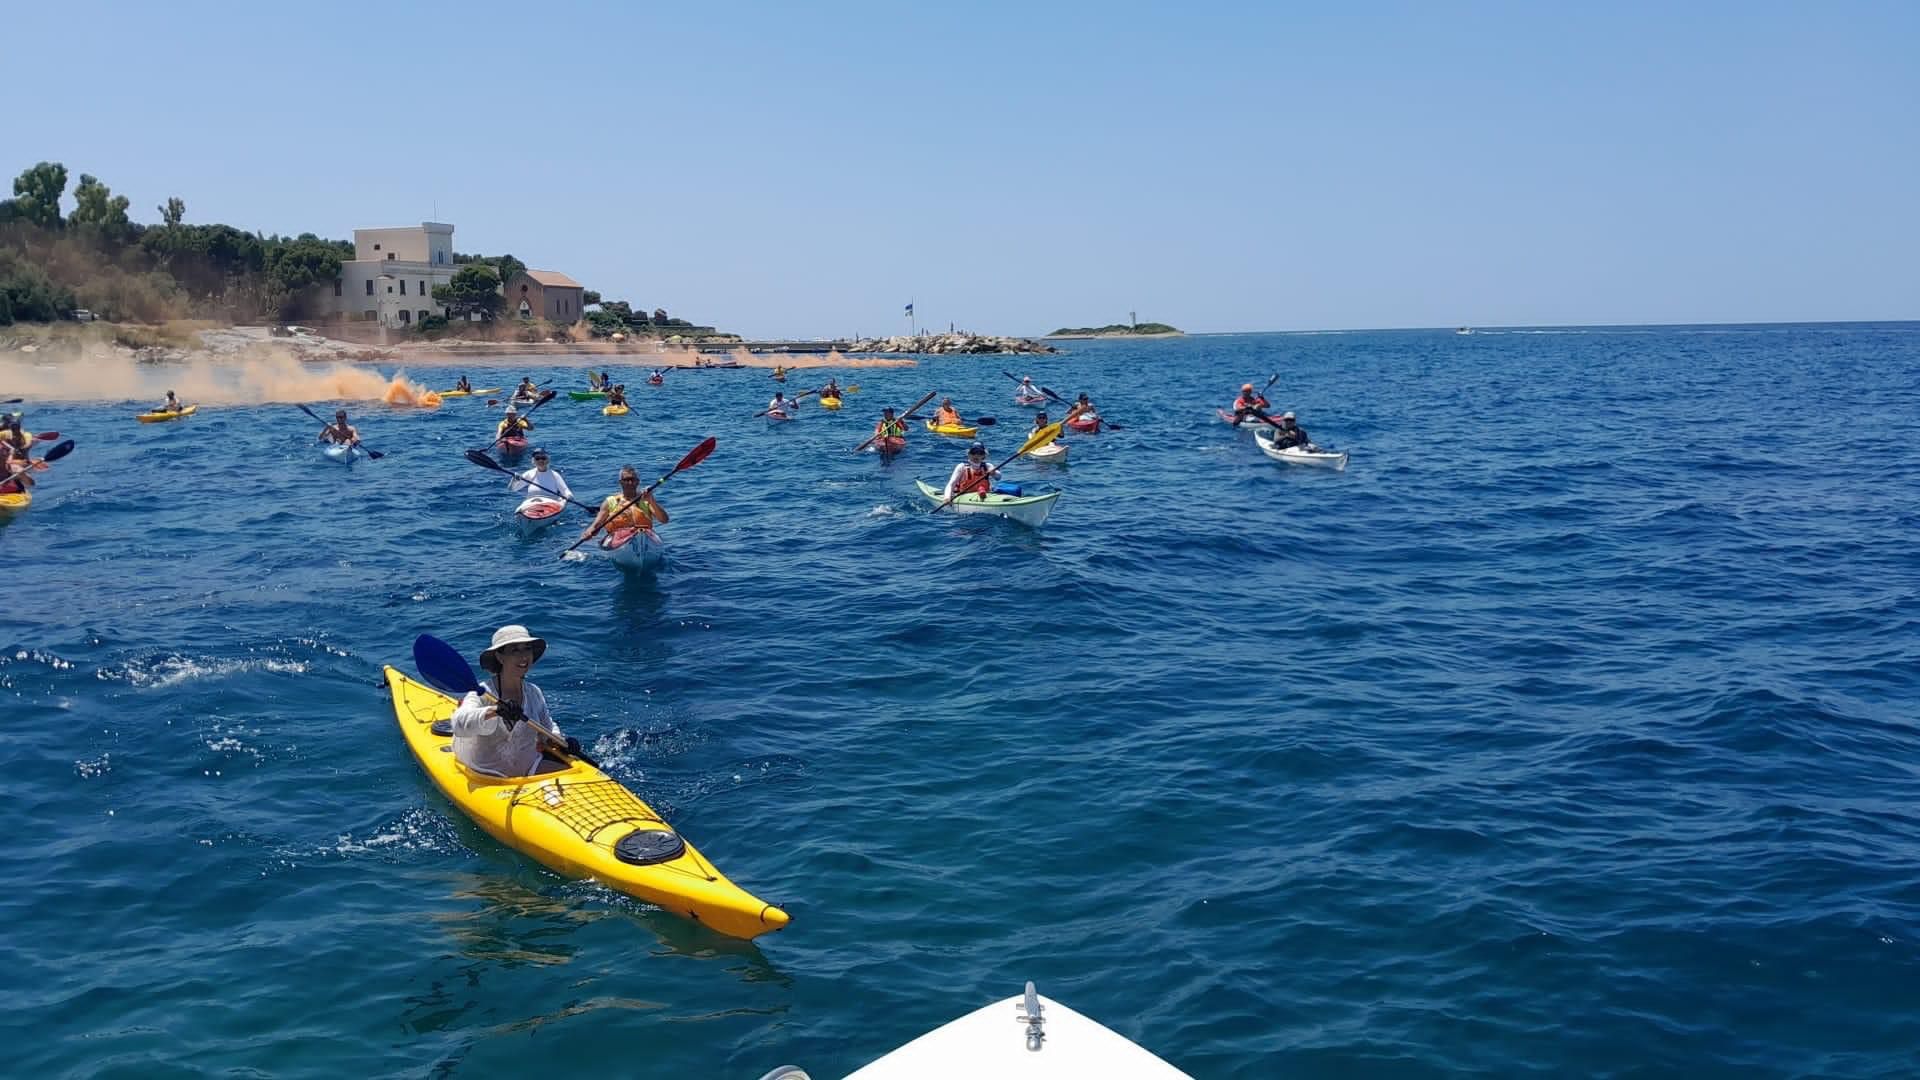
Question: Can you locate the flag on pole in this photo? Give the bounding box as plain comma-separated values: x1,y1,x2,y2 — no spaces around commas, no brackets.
904,303,913,316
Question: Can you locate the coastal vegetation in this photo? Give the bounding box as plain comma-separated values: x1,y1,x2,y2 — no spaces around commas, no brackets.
1,160,353,325
1046,321,1183,337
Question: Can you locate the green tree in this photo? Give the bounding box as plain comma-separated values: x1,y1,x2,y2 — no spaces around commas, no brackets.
495,253,526,284
582,289,601,306
432,263,503,322
69,174,133,242
159,197,186,227
8,162,68,228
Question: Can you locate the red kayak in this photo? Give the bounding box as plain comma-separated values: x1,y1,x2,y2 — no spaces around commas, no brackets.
1066,414,1101,433
499,434,530,455
875,435,906,455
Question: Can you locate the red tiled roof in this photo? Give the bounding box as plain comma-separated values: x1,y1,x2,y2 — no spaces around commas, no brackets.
524,270,582,289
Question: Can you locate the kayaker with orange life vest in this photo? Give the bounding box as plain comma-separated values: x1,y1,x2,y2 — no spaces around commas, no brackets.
942,442,998,499
580,465,667,544
447,624,579,777
319,409,360,448
934,398,963,427
1232,383,1270,420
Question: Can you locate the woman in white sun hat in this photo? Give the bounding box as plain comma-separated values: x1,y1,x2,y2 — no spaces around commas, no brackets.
448,624,577,777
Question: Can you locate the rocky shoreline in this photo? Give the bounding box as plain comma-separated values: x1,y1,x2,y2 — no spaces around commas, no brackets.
844,332,1056,355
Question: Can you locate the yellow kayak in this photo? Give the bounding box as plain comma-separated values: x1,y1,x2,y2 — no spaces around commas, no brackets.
439,387,503,398
820,396,842,410
0,491,29,513
925,419,978,438
602,403,630,416
382,667,789,940
137,404,197,423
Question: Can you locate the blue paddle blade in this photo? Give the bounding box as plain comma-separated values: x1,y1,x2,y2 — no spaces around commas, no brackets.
413,634,482,697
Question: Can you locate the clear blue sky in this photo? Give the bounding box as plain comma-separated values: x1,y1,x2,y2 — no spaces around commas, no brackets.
9,2,1917,337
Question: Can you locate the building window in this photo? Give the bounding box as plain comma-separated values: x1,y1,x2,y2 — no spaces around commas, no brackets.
519,300,532,319
418,309,429,322
365,280,374,296
386,253,395,260
333,280,342,297
521,284,529,294
373,243,381,250
399,310,411,325
364,310,377,321
398,279,407,296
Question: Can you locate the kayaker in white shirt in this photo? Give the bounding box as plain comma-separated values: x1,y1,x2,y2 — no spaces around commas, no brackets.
766,391,790,417
448,625,578,778
510,449,572,501
942,442,998,499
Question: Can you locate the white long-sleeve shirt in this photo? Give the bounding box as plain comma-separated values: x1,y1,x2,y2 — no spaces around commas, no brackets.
510,465,572,502
449,678,559,778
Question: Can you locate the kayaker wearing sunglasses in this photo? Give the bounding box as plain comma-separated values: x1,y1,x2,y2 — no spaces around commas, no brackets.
319,409,360,448
512,449,572,501
943,442,998,499
580,465,668,543
448,624,579,777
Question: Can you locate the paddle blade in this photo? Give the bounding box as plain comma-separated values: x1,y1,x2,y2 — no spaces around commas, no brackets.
413,634,482,697
1019,423,1063,455
38,439,76,464
34,431,58,441
674,436,718,473
363,448,386,460
465,449,509,473
536,390,557,405
972,417,997,426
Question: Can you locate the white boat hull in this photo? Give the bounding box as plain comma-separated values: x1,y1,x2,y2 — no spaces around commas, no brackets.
843,986,1190,1079
1027,441,1068,464
321,443,355,465
1255,429,1348,470
599,526,665,572
513,496,565,533
914,480,1059,528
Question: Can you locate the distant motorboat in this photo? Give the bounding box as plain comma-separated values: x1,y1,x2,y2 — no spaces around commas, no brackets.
1455,327,1474,335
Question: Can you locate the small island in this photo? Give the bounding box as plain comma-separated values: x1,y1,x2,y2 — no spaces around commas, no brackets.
1045,322,1183,339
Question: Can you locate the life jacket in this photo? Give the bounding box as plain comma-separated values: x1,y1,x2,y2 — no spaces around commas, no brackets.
1234,395,1268,411
876,420,905,437
935,408,961,426
498,417,530,437
602,492,652,530
1,429,29,451
954,464,992,496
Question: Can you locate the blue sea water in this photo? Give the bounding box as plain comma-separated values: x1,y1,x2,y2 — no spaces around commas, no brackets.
4,323,1919,1078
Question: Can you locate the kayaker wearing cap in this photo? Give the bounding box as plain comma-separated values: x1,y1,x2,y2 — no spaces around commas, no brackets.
511,449,572,502
942,442,998,499
822,378,842,399
772,365,787,380
514,376,538,399
454,375,473,393
1,413,31,454
318,409,359,447
496,406,533,440
448,625,579,778
1232,383,1270,420
1030,411,1052,436
934,398,963,427
606,384,628,408
766,391,791,418
874,407,906,440
581,465,668,543
1268,412,1311,450
1018,376,1039,396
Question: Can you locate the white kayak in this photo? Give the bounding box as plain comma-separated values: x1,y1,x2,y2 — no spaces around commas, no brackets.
513,496,565,532
599,525,664,572
914,479,1060,528
1027,441,1068,465
321,442,356,465
820,982,1189,1079
1255,428,1348,470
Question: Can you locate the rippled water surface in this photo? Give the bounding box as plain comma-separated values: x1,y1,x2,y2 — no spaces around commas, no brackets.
6,324,1920,1077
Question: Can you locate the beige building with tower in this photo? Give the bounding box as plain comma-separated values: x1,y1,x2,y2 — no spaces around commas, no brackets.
503,270,585,324
312,222,458,328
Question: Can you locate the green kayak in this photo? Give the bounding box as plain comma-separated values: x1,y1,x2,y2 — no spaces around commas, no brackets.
567,389,610,401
